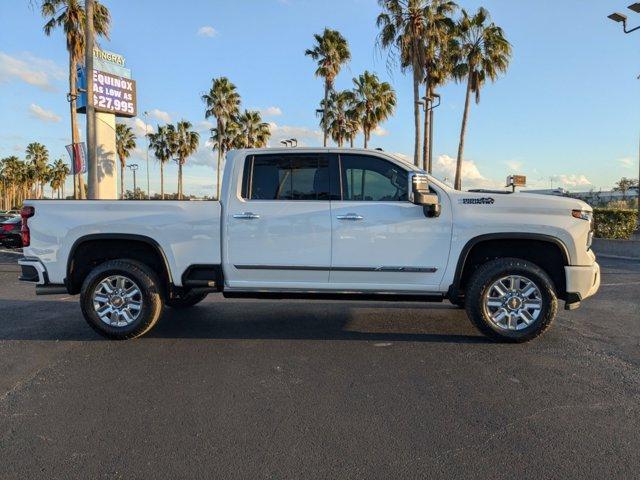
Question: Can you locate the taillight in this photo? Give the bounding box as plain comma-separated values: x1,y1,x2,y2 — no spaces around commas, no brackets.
1,224,12,232
20,206,35,247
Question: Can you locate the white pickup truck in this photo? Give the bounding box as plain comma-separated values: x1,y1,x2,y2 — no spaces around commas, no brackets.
18,148,600,342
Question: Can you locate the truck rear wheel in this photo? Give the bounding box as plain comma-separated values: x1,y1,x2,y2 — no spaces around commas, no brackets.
465,258,557,343
80,259,164,340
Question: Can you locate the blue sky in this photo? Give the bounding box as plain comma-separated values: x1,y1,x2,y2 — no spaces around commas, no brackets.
1,0,639,195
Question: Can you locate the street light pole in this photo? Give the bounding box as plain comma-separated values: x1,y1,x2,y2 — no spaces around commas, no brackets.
315,109,325,146
608,2,640,226
85,0,97,199
128,164,139,199
422,93,441,174
144,111,150,199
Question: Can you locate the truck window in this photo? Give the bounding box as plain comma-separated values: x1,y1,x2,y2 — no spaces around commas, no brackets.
340,154,408,201
243,154,330,201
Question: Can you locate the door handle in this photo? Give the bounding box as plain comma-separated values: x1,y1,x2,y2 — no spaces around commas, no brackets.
233,212,260,220
336,213,364,221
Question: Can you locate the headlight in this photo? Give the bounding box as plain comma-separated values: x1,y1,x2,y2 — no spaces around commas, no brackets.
572,209,594,249
571,209,592,221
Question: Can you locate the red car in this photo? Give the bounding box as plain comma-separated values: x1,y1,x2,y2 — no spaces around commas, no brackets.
0,216,22,248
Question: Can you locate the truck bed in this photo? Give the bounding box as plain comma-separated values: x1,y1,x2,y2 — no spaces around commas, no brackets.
22,200,221,287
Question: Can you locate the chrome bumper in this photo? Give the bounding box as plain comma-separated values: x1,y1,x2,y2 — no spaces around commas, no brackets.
17,257,67,294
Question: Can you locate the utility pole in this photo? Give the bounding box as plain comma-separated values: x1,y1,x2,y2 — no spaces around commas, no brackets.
85,0,97,199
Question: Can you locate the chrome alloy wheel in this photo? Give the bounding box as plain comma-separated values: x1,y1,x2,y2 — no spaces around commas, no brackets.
483,275,543,331
93,275,143,327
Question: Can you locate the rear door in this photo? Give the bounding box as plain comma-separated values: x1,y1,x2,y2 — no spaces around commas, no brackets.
330,153,451,291
225,152,333,289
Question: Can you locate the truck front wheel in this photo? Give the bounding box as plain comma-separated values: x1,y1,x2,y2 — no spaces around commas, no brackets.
80,259,164,340
465,258,557,343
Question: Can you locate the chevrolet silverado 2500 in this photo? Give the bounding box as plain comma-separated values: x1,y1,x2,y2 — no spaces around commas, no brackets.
17,148,600,342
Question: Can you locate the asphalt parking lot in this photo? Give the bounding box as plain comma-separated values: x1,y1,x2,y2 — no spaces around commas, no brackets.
0,249,639,479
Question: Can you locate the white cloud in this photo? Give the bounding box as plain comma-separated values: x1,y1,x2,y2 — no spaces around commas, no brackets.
187,144,216,167
197,26,218,37
196,120,214,132
618,157,635,168
551,174,591,188
0,51,64,92
28,103,61,123
148,109,171,123
259,106,282,117
372,125,389,137
267,122,322,147
123,117,155,137
504,160,523,171
433,154,501,189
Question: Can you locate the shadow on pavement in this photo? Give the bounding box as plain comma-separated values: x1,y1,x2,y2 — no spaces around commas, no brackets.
0,298,490,344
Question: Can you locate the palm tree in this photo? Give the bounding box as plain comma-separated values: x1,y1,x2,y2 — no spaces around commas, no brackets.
0,157,20,209
305,28,351,147
168,121,199,200
345,107,361,148
209,121,241,190
147,125,172,199
25,142,49,199
452,7,511,190
115,123,136,200
377,0,432,165
420,0,457,171
49,158,70,199
42,0,111,199
351,71,397,148
202,77,240,200
324,90,356,147
236,110,271,148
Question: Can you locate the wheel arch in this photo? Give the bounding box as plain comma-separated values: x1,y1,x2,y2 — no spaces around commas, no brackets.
449,233,570,300
65,233,174,295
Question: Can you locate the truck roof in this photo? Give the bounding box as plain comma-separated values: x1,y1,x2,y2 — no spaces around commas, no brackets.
227,147,419,169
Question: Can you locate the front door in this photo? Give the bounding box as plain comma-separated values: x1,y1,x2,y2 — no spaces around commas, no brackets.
225,152,333,289
330,153,452,292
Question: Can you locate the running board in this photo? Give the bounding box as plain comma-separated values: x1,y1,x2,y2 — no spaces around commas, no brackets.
223,291,444,302
35,285,68,295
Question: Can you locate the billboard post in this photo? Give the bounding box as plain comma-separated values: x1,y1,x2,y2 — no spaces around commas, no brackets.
85,0,97,199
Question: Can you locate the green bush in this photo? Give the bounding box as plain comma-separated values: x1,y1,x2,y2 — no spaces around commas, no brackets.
593,208,638,239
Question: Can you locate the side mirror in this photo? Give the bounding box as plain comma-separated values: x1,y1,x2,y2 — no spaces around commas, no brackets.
409,173,441,218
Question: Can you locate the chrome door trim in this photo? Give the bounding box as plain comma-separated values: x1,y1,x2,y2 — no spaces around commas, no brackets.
234,264,437,273
235,264,329,271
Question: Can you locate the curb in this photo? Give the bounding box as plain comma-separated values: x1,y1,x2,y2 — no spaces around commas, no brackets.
596,253,640,261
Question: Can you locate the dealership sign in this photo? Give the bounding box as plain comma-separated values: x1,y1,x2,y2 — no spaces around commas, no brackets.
77,48,136,117
92,70,137,116
506,175,527,187
77,68,137,117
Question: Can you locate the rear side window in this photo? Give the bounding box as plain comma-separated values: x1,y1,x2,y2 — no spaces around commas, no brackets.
340,154,408,201
242,154,330,200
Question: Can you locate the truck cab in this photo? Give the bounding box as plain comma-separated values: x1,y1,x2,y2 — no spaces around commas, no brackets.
18,148,600,342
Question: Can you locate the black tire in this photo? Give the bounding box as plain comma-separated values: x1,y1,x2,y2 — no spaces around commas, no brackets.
465,257,557,343
165,290,208,309
80,259,164,340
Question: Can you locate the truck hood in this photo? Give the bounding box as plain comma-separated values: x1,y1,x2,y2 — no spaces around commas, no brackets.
447,190,591,215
